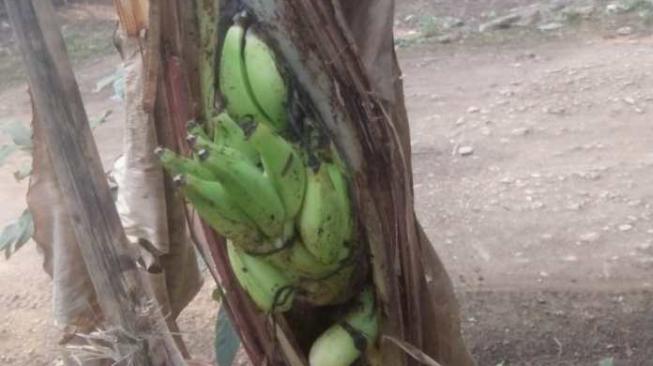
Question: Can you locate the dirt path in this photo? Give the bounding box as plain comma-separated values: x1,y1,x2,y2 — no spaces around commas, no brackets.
402,33,653,364
0,4,652,366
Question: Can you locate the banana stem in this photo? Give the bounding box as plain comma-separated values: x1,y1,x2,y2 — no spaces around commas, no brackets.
196,0,219,120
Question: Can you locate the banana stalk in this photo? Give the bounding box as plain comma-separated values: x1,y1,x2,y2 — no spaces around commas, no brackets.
196,0,219,120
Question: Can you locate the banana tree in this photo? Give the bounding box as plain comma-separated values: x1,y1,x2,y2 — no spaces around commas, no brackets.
141,1,475,365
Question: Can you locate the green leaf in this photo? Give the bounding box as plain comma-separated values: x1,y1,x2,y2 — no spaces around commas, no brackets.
214,306,240,366
0,145,18,167
13,163,32,181
0,210,34,259
599,357,614,366
1,121,32,150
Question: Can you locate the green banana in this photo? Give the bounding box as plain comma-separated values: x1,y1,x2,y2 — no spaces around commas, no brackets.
219,23,270,128
243,28,288,131
297,264,356,306
246,121,306,219
227,241,296,313
156,147,215,180
173,175,264,248
267,239,341,280
326,162,354,242
206,113,260,165
309,288,379,366
197,147,286,239
219,22,288,132
298,163,351,264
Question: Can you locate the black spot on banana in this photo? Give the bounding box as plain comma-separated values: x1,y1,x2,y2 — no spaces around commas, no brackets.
219,21,288,133
308,288,379,366
227,241,296,313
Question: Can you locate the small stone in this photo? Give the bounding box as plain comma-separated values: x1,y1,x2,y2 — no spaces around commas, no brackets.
617,26,634,36
619,224,633,232
541,233,553,240
623,97,636,105
479,13,522,32
455,117,466,126
467,106,480,114
436,32,461,44
458,146,475,156
539,271,550,277
567,202,582,211
511,127,531,136
538,22,563,31
580,232,600,243
532,201,545,209
563,255,578,262
637,243,652,251
606,3,627,14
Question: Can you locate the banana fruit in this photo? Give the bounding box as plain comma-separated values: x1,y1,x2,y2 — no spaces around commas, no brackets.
246,121,306,219
298,163,352,264
173,174,264,249
309,288,379,366
219,19,288,132
156,147,215,180
227,241,295,313
197,146,286,239
208,113,260,165
266,239,340,280
243,27,288,131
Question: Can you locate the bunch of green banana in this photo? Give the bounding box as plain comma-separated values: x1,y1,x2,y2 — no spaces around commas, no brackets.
158,15,382,361
309,288,380,366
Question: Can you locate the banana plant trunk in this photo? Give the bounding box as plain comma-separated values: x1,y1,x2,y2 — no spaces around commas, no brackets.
154,1,474,365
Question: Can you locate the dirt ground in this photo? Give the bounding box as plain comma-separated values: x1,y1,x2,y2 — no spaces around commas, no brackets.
0,1,652,365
